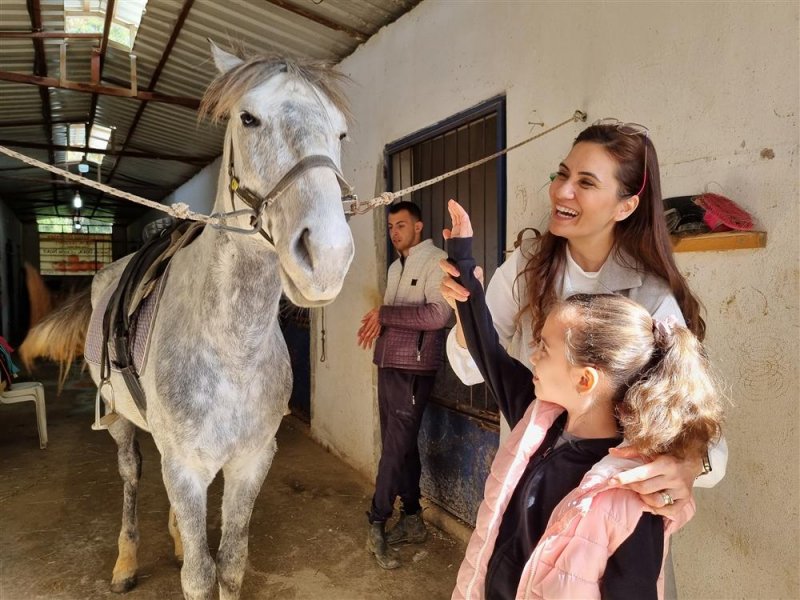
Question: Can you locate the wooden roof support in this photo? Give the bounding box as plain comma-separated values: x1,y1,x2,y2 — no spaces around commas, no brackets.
0,72,201,109
91,47,101,84
86,0,115,138
99,0,115,59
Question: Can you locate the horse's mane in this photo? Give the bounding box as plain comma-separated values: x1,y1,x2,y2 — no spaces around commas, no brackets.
198,51,351,124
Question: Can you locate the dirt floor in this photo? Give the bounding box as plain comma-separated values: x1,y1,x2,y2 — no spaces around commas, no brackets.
0,363,466,599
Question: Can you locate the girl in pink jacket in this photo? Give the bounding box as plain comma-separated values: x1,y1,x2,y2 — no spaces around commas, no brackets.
446,220,724,599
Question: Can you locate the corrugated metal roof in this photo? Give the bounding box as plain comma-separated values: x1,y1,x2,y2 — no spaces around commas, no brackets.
0,0,420,225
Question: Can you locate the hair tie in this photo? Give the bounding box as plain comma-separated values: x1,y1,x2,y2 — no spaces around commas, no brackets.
653,315,678,348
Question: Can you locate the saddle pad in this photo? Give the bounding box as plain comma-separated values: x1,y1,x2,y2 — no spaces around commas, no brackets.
84,274,167,373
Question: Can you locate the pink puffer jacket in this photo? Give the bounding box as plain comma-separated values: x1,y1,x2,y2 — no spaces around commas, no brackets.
453,400,695,600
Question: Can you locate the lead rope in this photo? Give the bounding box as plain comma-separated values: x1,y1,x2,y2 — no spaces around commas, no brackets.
319,306,327,363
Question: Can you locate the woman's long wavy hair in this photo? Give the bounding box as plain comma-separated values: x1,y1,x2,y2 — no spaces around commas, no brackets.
519,124,706,341
559,294,722,459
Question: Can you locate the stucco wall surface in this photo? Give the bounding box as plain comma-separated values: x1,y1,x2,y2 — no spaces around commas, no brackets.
315,1,799,598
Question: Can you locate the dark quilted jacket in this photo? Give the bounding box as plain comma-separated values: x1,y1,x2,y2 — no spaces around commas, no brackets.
373,240,452,372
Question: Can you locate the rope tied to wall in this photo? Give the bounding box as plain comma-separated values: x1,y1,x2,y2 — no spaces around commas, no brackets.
342,109,587,214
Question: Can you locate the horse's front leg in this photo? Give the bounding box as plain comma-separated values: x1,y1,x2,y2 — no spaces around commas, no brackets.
108,417,142,593
168,505,184,565
216,438,277,600
162,457,215,600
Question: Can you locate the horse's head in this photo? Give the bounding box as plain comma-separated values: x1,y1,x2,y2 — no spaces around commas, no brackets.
201,42,355,307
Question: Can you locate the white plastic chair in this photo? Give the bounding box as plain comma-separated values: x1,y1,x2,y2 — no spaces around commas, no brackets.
1,382,48,449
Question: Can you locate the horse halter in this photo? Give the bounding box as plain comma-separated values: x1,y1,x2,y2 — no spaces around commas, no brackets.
214,139,357,244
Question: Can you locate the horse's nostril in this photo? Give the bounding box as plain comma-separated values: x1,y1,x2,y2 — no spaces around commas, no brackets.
294,228,313,270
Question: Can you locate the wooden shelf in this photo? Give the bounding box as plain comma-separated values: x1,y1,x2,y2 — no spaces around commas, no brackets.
671,231,767,253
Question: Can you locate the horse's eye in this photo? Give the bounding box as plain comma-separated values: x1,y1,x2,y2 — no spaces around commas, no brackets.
240,112,260,128
339,132,348,141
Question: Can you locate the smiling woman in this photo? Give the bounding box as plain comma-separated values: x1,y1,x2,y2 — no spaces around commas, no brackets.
440,123,730,598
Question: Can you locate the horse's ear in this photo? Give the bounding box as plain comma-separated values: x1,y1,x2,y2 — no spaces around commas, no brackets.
209,39,243,74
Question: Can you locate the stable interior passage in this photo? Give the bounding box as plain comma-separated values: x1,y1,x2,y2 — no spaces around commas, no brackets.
0,363,466,599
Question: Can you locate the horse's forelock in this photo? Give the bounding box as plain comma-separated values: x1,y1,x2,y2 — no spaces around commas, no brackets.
198,54,350,125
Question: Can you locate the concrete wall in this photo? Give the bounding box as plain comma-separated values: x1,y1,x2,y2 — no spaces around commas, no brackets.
313,1,799,598
160,157,221,213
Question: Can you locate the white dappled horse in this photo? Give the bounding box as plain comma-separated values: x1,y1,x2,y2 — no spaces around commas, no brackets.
22,42,354,600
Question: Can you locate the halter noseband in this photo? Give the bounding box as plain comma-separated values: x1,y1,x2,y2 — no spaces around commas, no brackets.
214,140,357,243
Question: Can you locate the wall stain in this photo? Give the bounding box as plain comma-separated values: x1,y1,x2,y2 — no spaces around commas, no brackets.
733,334,788,399
719,286,769,322
727,530,751,558
515,184,529,216
760,148,775,159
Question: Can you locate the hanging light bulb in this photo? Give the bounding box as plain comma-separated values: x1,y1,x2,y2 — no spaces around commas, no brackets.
73,214,82,231
72,191,83,209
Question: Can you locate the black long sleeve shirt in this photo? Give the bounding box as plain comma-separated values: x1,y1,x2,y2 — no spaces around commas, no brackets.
447,237,663,600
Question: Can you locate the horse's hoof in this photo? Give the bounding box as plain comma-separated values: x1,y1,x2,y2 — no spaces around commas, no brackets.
110,575,138,594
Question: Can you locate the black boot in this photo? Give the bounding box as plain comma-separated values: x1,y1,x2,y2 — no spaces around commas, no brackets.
367,521,401,569
386,510,428,545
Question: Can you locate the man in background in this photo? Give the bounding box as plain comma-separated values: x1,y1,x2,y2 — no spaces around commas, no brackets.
357,201,452,569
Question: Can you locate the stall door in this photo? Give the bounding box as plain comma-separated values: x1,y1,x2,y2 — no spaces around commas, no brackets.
280,302,311,423
385,96,506,525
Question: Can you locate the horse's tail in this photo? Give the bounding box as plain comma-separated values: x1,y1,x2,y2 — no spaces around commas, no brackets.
18,285,92,391
24,262,53,329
